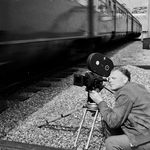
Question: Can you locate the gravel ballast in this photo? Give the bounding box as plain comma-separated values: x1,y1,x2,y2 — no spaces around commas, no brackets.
1,40,150,150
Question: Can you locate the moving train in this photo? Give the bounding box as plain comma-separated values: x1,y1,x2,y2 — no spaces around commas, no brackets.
0,0,142,76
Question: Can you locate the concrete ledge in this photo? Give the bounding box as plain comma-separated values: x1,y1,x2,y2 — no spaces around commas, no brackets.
143,38,150,49
115,65,150,70
0,140,71,150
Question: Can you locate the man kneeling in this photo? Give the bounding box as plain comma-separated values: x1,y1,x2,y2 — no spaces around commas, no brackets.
90,67,150,150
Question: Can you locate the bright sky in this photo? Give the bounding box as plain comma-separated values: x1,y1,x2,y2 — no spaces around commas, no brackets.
117,0,148,11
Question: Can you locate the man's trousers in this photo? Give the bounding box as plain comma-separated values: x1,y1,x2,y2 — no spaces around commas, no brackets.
105,134,150,150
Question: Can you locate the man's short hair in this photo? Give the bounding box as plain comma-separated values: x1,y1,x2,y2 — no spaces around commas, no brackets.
112,66,131,81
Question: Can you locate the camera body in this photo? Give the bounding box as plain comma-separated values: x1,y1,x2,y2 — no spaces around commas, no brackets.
74,72,107,91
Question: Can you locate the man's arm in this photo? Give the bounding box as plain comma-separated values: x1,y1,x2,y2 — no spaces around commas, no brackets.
98,94,133,128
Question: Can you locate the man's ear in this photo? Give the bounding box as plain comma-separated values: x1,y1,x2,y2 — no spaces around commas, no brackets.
123,76,128,84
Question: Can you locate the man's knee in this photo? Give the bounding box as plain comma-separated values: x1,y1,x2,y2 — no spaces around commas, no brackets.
105,136,115,150
105,135,131,150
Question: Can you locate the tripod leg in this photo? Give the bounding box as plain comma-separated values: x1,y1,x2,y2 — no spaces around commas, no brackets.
74,108,87,148
85,110,99,150
38,106,84,128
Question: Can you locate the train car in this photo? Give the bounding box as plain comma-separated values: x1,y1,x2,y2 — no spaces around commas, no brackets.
0,0,142,77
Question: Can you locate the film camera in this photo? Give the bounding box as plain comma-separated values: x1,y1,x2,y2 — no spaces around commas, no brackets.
73,53,114,104
74,53,114,91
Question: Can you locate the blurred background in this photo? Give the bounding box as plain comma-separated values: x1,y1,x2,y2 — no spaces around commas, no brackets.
118,0,149,39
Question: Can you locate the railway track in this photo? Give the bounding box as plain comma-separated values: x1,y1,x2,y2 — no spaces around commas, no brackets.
0,57,87,113
0,39,134,113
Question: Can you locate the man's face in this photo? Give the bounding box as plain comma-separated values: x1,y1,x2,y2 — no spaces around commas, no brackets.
108,70,127,91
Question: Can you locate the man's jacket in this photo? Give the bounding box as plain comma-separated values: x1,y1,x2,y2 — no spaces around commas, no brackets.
98,82,150,147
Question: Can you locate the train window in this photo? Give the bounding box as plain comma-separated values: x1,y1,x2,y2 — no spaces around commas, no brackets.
109,0,113,11
95,0,107,13
120,10,122,19
116,7,122,19
123,12,126,20
109,0,111,7
116,7,119,13
94,0,100,11
75,0,88,6
108,0,114,16
112,4,115,16
116,7,120,19
101,0,107,4
113,4,115,10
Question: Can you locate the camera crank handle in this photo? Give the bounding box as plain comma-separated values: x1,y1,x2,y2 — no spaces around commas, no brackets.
104,86,114,94
95,88,100,92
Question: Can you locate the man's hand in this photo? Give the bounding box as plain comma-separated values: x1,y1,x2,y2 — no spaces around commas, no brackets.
89,90,103,104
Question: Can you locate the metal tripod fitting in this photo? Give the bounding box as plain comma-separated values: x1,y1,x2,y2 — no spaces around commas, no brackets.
74,105,99,150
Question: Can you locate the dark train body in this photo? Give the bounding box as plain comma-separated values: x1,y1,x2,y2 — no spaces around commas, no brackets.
0,0,142,76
